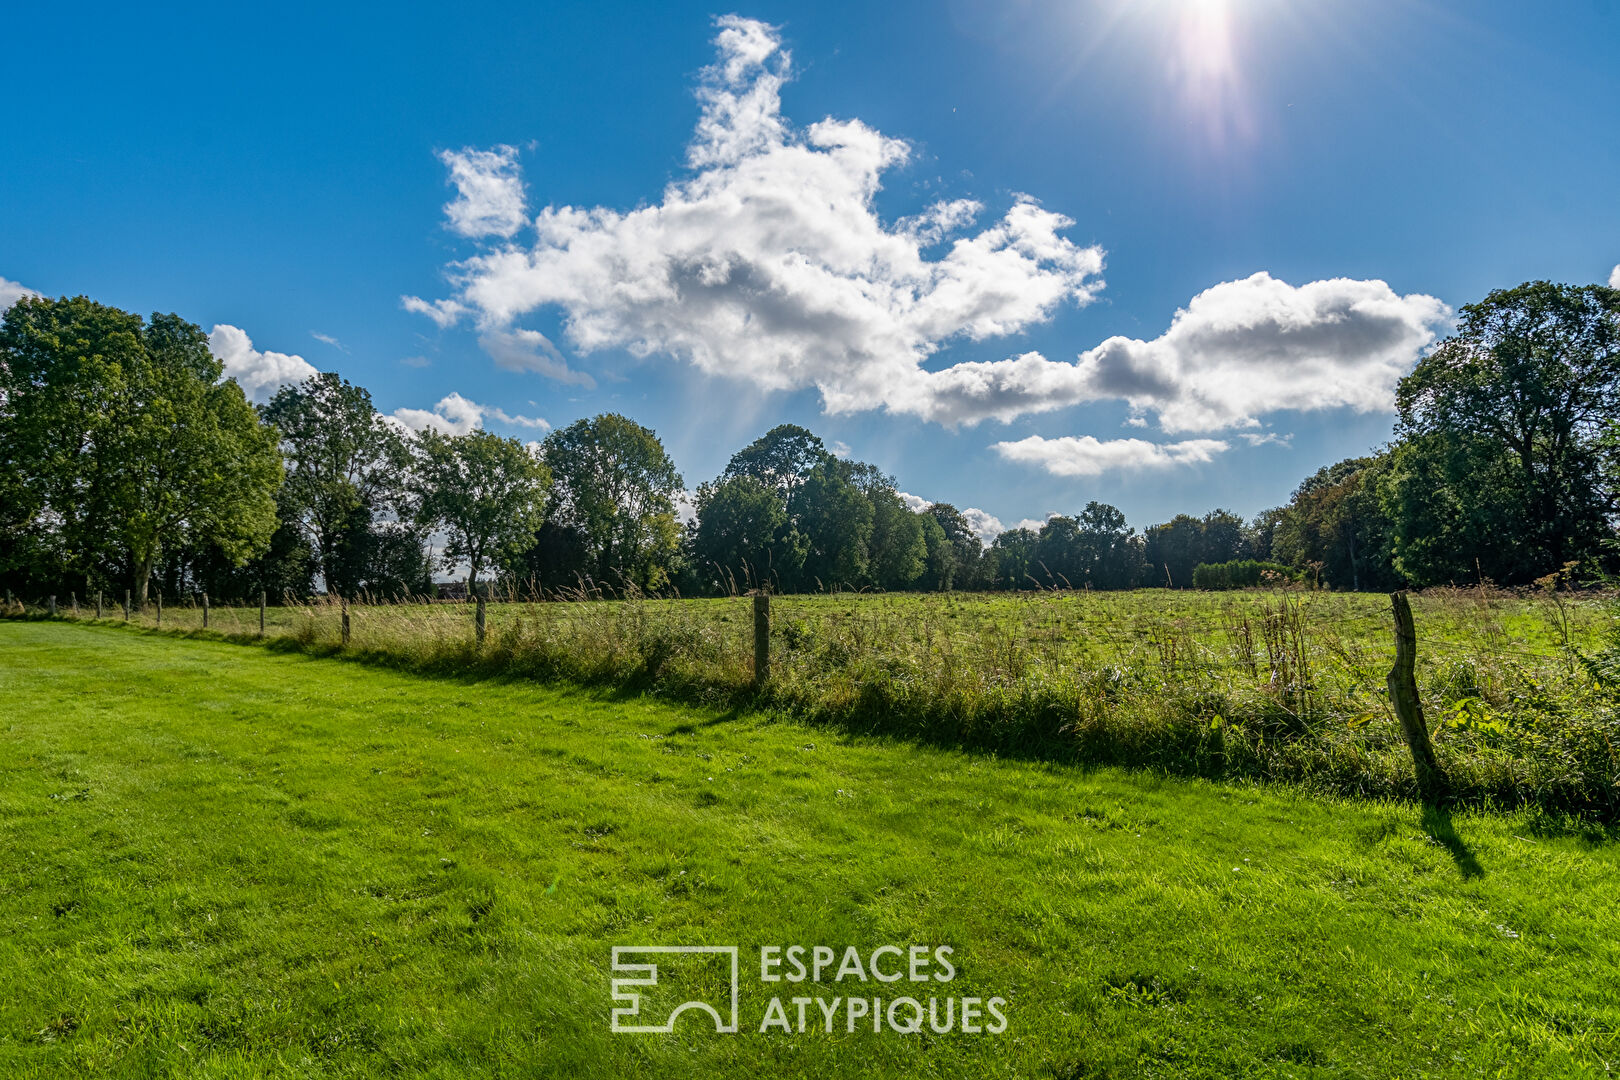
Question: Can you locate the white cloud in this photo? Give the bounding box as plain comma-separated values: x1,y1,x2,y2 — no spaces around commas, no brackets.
917,273,1448,430
411,16,1104,421
310,331,347,352
897,491,932,513
960,507,1006,545
439,144,528,239
1610,264,1620,289
407,16,1447,440
401,295,469,328
0,276,38,310
208,324,320,403
390,391,549,436
992,435,1230,477
478,327,594,387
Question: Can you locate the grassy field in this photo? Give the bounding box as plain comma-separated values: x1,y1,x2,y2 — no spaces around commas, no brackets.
15,586,1619,817
3,620,1620,1078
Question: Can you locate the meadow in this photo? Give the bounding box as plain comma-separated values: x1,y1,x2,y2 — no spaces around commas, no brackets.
14,585,1619,819
3,620,1620,1079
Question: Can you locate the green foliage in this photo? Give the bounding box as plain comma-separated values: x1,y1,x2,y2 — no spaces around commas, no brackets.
0,297,282,603
412,428,551,590
690,474,795,592
262,373,414,596
1392,280,1620,585
541,414,683,591
1190,560,1303,590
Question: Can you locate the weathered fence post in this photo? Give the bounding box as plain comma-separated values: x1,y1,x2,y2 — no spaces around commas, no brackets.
259,590,266,636
340,596,351,646
753,592,770,690
123,590,131,621
475,589,487,645
155,591,162,627
96,591,103,619
202,592,209,629
71,592,78,617
48,595,57,617
1388,591,1444,802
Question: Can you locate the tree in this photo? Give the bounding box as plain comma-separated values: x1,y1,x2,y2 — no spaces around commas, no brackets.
0,296,146,592
1393,280,1620,581
990,527,1040,589
262,373,412,596
118,314,282,604
791,457,873,589
542,414,683,590
691,474,794,591
412,429,550,592
722,424,827,497
0,298,282,604
866,486,927,590
1271,456,1398,590
926,503,984,590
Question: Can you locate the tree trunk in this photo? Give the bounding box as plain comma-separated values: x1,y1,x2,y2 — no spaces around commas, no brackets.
134,546,158,608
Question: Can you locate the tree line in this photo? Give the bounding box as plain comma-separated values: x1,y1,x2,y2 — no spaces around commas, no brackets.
1,280,1615,602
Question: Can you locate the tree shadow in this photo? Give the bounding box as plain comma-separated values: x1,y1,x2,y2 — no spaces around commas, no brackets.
1422,802,1484,879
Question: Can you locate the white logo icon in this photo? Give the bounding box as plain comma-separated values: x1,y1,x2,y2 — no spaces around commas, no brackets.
610,946,740,1034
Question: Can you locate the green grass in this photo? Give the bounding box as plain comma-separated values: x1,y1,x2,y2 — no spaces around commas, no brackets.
19,585,1619,818
3,621,1620,1078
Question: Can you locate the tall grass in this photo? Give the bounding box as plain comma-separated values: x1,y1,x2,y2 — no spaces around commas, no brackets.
10,584,1619,819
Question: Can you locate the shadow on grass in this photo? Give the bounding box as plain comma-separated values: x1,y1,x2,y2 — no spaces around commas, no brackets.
1422,803,1484,879
13,613,1620,829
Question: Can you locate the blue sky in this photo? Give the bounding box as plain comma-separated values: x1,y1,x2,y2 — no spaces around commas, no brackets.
3,0,1617,539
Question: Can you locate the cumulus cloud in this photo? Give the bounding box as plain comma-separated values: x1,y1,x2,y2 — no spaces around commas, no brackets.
410,16,1104,416
1610,264,1620,289
208,325,320,403
0,275,38,310
992,435,1230,477
439,145,528,239
917,274,1448,430
406,15,1448,444
390,391,549,435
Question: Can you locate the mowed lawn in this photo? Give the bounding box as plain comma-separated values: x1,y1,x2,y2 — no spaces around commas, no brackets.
2,623,1618,1079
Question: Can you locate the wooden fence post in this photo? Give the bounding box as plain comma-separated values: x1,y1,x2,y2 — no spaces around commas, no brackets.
259,590,266,636
96,591,103,619
71,592,78,617
48,595,57,617
753,592,770,690
475,590,487,645
155,591,162,627
340,596,351,646
1388,591,1444,802
123,590,131,621
202,592,209,629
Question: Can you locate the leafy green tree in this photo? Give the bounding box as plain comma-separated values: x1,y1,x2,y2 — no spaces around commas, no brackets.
790,457,873,589
722,424,827,497
866,486,927,590
925,503,984,590
0,296,146,592
412,429,550,592
0,298,281,604
262,373,412,596
118,315,282,604
990,527,1040,589
1271,456,1398,590
1393,280,1620,582
542,414,683,590
691,474,796,591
